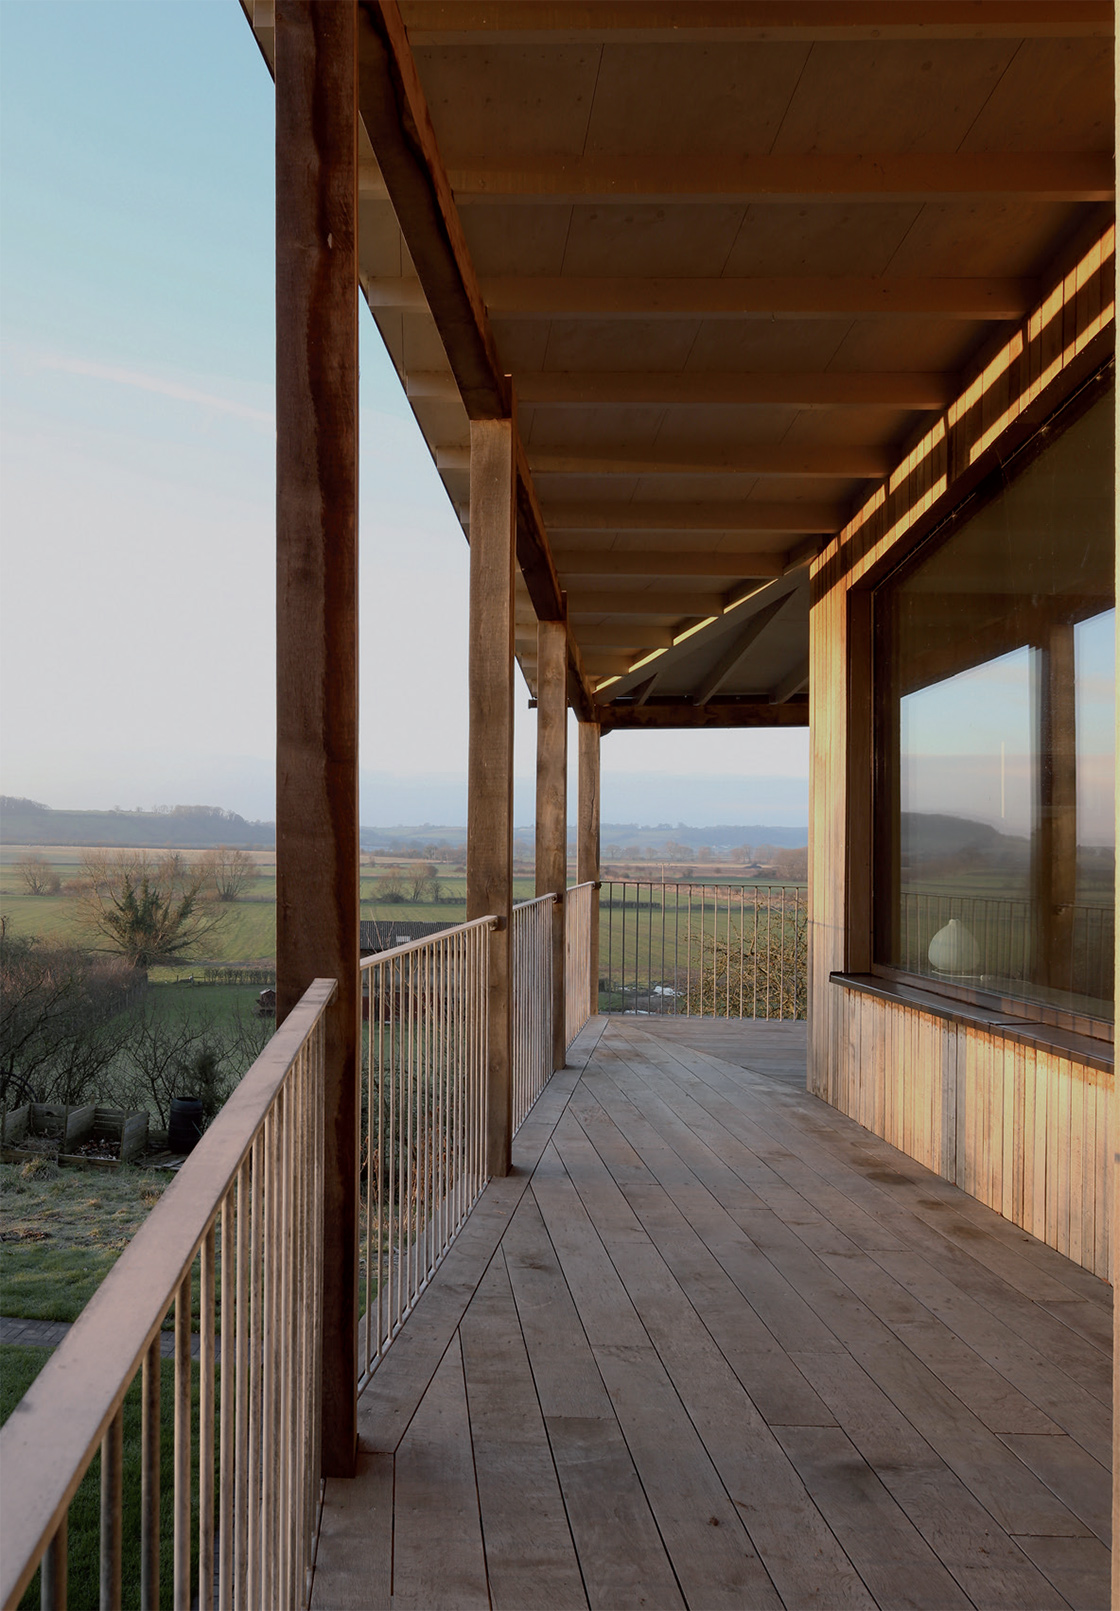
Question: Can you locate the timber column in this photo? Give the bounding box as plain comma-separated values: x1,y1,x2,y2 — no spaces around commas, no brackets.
275,0,359,1477
467,418,516,1177
577,721,601,1021
536,618,568,1070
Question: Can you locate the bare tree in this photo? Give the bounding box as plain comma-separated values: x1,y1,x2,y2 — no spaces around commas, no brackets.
0,931,139,1105
15,852,60,896
200,845,259,902
409,865,441,904
77,851,228,970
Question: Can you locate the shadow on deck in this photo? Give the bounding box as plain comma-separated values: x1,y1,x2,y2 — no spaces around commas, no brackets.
313,1016,1111,1610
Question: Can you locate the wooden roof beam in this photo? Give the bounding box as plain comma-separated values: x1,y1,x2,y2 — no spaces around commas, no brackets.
568,591,728,616
403,3,1113,44
542,500,842,534
555,550,785,578
356,4,508,418
519,445,891,477
515,371,953,408
600,699,810,732
771,657,810,704
445,153,1112,205
356,8,598,720
573,624,677,648
478,277,1036,320
693,593,795,705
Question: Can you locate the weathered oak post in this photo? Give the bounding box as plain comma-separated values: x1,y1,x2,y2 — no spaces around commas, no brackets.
536,617,568,1069
275,0,359,1478
577,721,601,1021
467,417,516,1177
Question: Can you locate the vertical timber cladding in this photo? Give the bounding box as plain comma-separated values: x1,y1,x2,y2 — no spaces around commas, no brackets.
809,226,1115,1278
467,418,517,1178
275,0,360,1473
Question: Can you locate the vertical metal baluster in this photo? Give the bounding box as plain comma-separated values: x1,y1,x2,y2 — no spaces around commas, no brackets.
247,1135,263,1611
374,959,384,1363
752,884,759,1018
199,1225,216,1611
173,1271,191,1611
100,1403,123,1611
234,1161,249,1611
40,1516,67,1611
218,1195,234,1611
141,1332,161,1611
363,964,372,1373
387,958,397,1346
260,1108,275,1611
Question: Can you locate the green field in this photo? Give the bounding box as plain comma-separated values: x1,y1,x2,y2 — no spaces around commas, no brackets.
1,1347,202,1611
0,851,548,964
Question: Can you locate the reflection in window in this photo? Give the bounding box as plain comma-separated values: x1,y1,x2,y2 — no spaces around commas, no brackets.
876,382,1114,1024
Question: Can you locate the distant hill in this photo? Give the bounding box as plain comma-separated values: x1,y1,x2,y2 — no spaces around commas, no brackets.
2,798,809,854
1,798,275,849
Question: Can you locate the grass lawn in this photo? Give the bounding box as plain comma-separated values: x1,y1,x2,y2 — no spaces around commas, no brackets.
1,1346,201,1610
0,1163,168,1323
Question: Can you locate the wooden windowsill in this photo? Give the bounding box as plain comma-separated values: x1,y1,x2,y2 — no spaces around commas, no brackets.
830,972,1114,1075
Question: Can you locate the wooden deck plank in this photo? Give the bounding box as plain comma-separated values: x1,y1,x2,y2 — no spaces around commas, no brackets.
556,1110,878,1609
318,1019,1112,1611
310,1450,393,1611
600,1039,1095,1540
459,1257,589,1610
502,1195,684,1609
637,1028,1109,1309
1012,1535,1113,1610
774,1425,976,1611
788,1350,1072,1611
612,1032,1112,1392
533,1146,786,1610
390,1337,490,1611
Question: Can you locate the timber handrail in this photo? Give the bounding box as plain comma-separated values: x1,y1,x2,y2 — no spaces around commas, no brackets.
0,976,337,1611
358,911,501,972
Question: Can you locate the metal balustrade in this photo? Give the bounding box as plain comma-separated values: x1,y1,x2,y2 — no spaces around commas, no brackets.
0,978,334,1611
359,918,495,1384
511,895,555,1134
1,893,601,1610
565,881,596,1046
899,891,1114,1004
602,881,808,1019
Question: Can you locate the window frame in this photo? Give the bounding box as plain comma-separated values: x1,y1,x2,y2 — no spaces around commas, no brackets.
865,368,1115,1045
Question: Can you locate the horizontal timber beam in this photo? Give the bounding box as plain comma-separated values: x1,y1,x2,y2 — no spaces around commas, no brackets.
521,445,890,477
600,699,810,732
554,549,785,578
356,5,509,417
568,591,727,616
771,657,810,704
541,500,843,533
404,3,1112,43
446,153,1112,206
570,623,677,648
515,371,953,408
480,277,1036,320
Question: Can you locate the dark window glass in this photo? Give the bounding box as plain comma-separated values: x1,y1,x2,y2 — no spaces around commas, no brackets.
875,382,1115,1025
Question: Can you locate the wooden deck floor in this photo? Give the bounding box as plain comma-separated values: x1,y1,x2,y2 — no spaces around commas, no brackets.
312,1016,1112,1611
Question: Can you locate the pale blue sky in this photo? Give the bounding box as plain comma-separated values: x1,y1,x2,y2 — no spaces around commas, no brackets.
0,1,809,827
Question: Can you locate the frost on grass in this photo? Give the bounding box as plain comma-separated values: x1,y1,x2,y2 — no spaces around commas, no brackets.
0,1162,169,1322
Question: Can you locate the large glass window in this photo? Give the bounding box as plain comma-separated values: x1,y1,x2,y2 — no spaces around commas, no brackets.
874,380,1115,1028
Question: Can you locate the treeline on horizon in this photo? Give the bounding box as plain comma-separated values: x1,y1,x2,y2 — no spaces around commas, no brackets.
1,797,811,855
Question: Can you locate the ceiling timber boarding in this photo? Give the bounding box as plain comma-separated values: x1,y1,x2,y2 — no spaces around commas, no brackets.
244,0,1114,726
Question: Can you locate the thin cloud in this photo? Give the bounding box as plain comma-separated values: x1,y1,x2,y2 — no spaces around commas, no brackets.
38,353,274,427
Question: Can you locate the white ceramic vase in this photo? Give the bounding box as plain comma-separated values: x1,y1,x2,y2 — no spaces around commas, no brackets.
927,917,981,975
